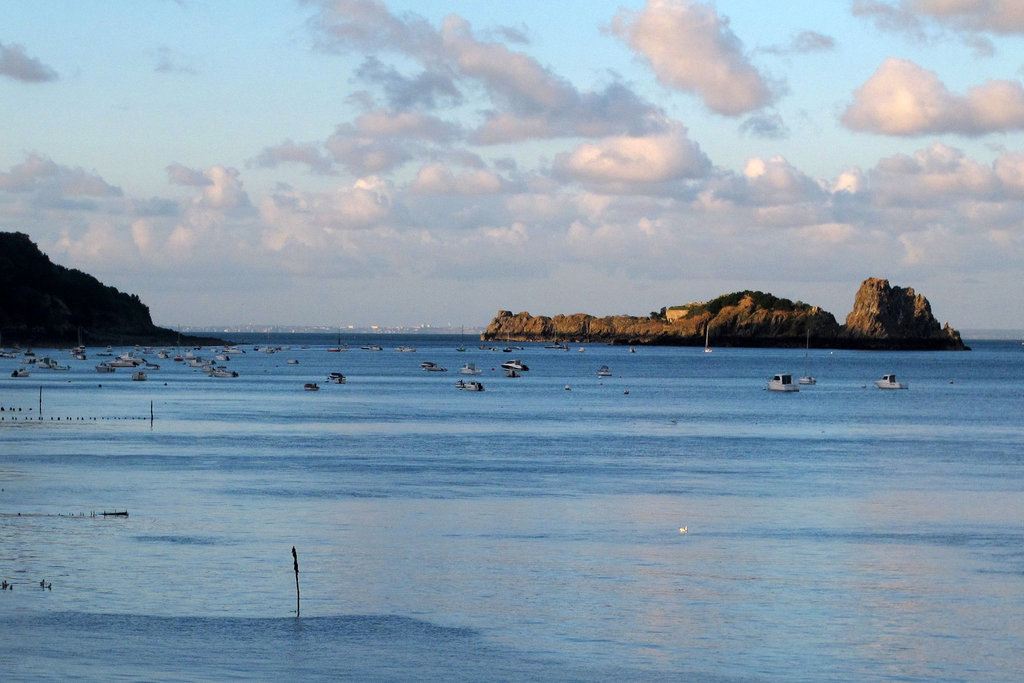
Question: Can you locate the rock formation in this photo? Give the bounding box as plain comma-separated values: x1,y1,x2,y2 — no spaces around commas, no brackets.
840,278,966,350
483,279,967,350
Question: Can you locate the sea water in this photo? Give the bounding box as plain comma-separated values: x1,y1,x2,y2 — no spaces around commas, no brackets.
1,336,1022,681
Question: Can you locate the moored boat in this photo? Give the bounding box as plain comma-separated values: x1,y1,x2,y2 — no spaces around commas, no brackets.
767,374,799,392
874,374,908,389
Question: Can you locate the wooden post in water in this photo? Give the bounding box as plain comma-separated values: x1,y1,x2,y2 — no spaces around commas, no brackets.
150,400,154,427
292,546,300,616
39,386,42,418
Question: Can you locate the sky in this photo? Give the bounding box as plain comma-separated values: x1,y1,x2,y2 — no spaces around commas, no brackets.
2,0,1023,330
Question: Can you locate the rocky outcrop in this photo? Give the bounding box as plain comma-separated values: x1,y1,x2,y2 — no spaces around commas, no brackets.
485,291,842,348
840,278,966,350
483,279,968,350
0,231,225,346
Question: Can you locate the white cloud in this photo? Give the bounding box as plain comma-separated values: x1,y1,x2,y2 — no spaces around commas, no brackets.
410,163,505,195
841,57,1024,136
608,0,776,116
554,123,711,192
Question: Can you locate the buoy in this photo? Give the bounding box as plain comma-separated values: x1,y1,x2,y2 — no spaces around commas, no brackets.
679,526,688,533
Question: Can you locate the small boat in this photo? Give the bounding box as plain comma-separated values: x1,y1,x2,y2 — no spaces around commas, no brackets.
131,371,147,381
303,382,320,391
144,362,160,371
704,325,713,353
327,372,346,384
209,367,238,378
361,344,382,351
875,374,908,389
766,374,799,392
421,361,447,372
459,363,482,375
463,381,484,391
95,362,115,373
597,365,613,377
395,346,417,353
10,368,29,378
110,352,143,367
505,369,521,378
500,359,529,372
287,359,299,365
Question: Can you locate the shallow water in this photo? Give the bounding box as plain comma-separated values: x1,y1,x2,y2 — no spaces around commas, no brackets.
2,336,1023,680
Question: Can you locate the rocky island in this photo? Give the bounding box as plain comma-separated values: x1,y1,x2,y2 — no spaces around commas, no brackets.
483,278,968,351
0,231,225,347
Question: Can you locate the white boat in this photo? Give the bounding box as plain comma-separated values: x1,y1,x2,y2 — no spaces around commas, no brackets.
10,368,29,378
110,352,143,367
144,362,160,371
209,367,238,378
597,365,613,377
704,325,713,353
459,363,482,375
361,344,382,351
327,372,346,384
767,374,799,392
463,380,484,391
131,371,147,381
875,374,908,389
395,346,417,352
95,362,115,373
421,361,447,372
500,359,529,372
287,359,299,365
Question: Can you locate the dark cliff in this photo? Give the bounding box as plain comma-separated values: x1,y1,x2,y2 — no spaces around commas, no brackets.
0,231,224,346
483,280,967,350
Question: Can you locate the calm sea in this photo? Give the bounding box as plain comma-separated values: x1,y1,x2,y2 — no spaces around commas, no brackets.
1,335,1022,681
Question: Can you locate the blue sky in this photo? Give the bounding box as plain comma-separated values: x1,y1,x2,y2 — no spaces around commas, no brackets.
2,1,1023,330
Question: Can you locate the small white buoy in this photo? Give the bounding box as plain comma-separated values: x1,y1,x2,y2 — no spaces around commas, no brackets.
623,389,629,395
679,526,687,533
564,385,571,391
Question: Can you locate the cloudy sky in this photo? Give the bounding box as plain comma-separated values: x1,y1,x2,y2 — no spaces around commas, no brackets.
2,1,1023,330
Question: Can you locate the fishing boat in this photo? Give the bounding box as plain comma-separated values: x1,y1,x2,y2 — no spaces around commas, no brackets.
766,374,799,392
459,363,482,375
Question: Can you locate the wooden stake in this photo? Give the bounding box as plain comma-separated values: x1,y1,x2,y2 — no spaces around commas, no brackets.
292,546,300,617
